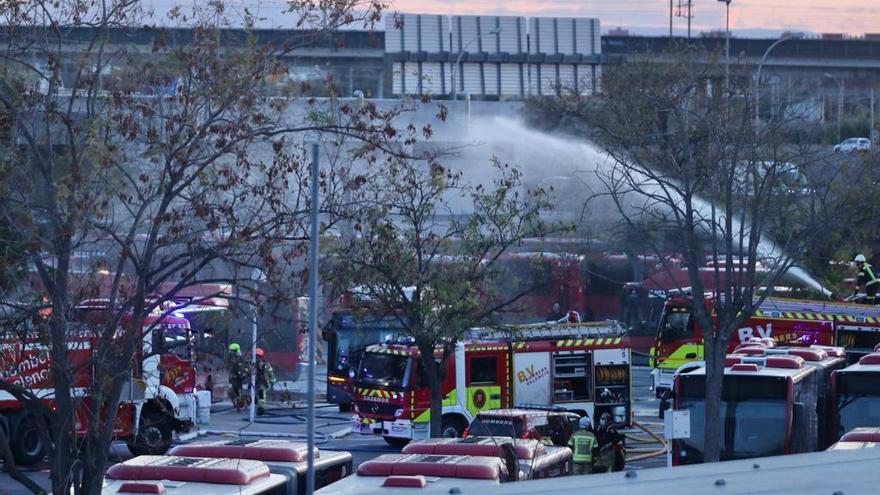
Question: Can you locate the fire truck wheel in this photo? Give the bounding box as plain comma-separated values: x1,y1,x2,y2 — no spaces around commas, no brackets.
11,414,46,466
383,436,410,448
338,403,352,413
440,416,467,438
127,409,172,456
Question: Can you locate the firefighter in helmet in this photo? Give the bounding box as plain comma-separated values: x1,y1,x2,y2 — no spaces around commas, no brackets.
227,342,249,410
854,254,880,304
255,347,275,416
594,412,625,473
568,415,598,475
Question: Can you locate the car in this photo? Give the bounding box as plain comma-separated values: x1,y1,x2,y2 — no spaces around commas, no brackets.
834,137,871,153
464,408,581,446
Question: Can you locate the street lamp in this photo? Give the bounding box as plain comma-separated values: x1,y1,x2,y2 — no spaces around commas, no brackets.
717,0,732,93
754,35,796,131
451,28,501,100
825,73,844,143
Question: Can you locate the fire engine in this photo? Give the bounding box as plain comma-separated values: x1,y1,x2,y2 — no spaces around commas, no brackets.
650,295,880,403
672,345,845,465
351,320,631,446
0,303,198,465
831,351,880,443
324,312,404,412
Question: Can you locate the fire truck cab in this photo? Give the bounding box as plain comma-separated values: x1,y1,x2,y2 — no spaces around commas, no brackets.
673,354,821,464
169,439,352,495
831,352,880,443
352,321,631,446
651,296,849,401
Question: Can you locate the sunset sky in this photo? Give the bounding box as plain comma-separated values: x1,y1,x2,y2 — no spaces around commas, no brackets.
393,0,879,37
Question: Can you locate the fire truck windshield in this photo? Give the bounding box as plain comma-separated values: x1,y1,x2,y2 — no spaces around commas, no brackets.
356,351,411,390
836,372,880,436
677,376,788,463
331,329,393,375
657,309,693,342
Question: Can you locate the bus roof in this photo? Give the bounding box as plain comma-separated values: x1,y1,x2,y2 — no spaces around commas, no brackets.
475,448,880,495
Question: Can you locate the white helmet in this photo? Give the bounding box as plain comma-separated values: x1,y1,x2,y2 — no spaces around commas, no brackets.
855,254,867,263
578,416,591,429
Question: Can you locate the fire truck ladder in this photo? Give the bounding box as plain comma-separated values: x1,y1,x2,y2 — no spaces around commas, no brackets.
760,298,880,321
468,320,625,343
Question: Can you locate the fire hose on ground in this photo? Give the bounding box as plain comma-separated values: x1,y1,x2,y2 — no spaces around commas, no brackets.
624,420,668,463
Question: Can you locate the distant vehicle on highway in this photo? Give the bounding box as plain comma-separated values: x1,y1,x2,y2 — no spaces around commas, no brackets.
834,137,871,153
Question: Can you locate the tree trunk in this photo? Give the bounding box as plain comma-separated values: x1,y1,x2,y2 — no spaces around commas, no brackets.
702,336,726,462
418,341,444,438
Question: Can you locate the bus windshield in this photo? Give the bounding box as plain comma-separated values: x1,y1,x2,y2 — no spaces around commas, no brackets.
677,375,788,464
657,308,694,342
355,352,412,391
836,372,880,436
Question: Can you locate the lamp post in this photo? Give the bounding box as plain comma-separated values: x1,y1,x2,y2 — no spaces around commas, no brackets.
717,0,732,93
451,28,501,100
754,35,795,131
825,73,844,143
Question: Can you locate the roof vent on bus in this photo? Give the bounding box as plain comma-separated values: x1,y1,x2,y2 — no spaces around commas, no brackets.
729,363,760,373
118,483,166,494
811,345,846,358
725,356,744,367
765,356,805,369
858,353,880,365
765,348,826,362
382,476,428,488
734,347,766,357
840,428,880,443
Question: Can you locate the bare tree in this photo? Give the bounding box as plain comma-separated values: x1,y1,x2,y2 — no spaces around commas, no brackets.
332,154,553,439
588,47,835,462
0,1,427,493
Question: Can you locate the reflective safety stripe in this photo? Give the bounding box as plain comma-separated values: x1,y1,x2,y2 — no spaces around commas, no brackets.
570,431,597,463
863,263,880,286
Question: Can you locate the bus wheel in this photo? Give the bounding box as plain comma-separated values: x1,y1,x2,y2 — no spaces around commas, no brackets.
127,409,172,456
383,436,409,448
11,414,46,466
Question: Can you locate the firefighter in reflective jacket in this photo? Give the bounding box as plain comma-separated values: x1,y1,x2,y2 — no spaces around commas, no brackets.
255,347,275,416
227,342,249,410
568,415,598,475
854,254,880,304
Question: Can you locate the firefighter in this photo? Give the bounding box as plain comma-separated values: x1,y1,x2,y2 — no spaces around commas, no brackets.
854,254,880,304
227,343,248,410
255,347,275,416
594,412,624,473
568,415,598,475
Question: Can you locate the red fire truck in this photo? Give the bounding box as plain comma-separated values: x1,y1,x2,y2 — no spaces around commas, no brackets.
351,321,631,446
831,351,880,443
0,304,198,465
650,296,880,405
672,346,845,465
